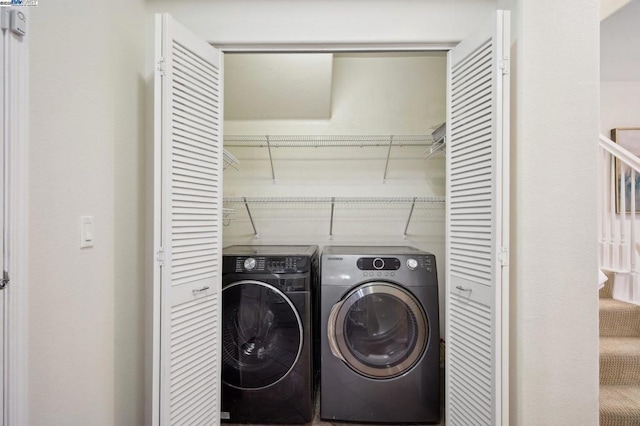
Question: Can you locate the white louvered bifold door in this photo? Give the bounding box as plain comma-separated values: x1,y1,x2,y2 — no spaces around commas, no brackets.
445,10,510,426
153,13,223,426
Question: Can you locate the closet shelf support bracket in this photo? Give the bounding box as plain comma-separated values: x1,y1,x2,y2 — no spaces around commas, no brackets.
329,197,335,240
403,197,417,240
243,197,259,239
383,135,393,183
266,135,276,184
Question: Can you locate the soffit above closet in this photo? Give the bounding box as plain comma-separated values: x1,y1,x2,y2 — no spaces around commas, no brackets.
224,53,333,119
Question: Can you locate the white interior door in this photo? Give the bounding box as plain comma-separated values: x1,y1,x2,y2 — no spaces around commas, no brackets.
445,10,510,426
153,13,223,426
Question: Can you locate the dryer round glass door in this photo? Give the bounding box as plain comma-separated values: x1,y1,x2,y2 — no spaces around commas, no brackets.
222,280,303,390
328,282,428,379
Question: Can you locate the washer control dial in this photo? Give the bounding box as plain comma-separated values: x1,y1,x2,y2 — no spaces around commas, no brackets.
373,258,385,270
243,257,257,271
406,258,418,270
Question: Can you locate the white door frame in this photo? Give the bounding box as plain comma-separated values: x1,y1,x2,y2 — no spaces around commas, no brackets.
150,33,511,426
0,7,29,426
215,39,508,424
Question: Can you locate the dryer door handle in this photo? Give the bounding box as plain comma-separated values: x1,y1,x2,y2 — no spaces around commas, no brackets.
327,302,346,362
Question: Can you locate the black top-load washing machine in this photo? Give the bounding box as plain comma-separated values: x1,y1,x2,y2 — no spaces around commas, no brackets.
221,245,319,424
320,246,440,424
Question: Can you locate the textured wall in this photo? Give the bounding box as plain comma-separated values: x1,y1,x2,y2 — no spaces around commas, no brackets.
510,0,600,424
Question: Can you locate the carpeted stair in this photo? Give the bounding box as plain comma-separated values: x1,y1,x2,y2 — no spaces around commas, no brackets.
600,271,640,425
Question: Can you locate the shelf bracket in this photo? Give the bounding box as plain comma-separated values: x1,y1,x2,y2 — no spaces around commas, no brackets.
383,135,393,183
329,197,335,240
266,135,276,183
243,197,259,239
403,197,417,240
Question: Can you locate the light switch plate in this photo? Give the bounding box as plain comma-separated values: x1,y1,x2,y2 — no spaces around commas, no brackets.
80,216,94,248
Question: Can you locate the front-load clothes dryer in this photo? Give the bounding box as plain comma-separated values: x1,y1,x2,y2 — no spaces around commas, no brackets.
221,245,318,424
321,246,440,424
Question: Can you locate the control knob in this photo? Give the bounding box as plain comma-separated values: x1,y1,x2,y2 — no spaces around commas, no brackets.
244,257,257,271
406,258,418,270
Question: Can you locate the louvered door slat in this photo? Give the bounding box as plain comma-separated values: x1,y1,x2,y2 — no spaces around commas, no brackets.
172,74,219,106
450,129,492,151
173,95,219,123
154,13,223,426
452,97,492,124
451,84,493,118
174,89,218,114
452,58,493,94
446,11,510,426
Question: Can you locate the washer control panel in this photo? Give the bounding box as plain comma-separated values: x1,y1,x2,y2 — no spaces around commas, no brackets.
232,256,308,273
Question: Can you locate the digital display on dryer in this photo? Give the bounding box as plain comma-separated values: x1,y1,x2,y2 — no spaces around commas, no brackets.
357,257,401,271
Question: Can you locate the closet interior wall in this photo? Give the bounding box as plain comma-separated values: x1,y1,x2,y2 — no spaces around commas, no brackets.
222,52,447,329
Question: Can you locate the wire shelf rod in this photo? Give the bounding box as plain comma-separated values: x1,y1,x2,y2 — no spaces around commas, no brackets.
224,134,434,148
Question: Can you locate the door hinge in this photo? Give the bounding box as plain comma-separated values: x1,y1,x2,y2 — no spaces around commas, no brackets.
497,247,509,266
156,248,165,266
157,58,165,76
499,58,510,75
0,271,9,290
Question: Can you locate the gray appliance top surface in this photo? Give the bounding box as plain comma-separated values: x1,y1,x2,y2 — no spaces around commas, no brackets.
223,245,318,257
322,245,432,256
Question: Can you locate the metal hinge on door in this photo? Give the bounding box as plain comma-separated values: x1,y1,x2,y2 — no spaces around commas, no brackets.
157,58,165,76
497,247,509,266
0,271,9,290
156,248,165,267
499,58,510,75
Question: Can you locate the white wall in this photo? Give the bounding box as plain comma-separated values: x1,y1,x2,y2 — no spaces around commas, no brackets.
29,0,149,424
146,0,498,45
506,0,600,425
600,0,640,132
601,82,640,133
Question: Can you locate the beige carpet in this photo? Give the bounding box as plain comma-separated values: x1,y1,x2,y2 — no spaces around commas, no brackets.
600,271,640,425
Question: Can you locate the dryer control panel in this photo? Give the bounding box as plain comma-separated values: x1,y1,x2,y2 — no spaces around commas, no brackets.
357,257,401,270
357,256,434,273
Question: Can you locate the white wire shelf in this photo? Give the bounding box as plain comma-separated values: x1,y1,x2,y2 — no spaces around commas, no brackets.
224,134,434,148
223,149,239,170
224,134,439,182
223,196,445,239
424,137,446,159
